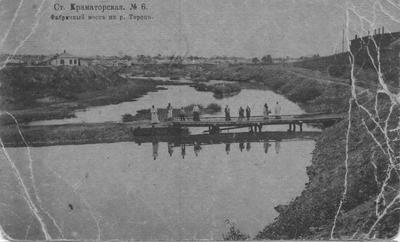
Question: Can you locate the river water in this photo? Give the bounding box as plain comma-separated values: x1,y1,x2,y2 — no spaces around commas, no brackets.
0,84,316,240
29,85,307,126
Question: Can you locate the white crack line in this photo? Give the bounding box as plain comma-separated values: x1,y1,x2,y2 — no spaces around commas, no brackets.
330,96,352,239
0,0,24,49
344,3,400,238
1,0,48,70
0,138,51,240
3,111,65,239
44,165,102,241
0,224,13,241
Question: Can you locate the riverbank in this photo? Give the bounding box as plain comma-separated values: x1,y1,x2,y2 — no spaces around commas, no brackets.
246,66,400,239
0,66,162,125
188,64,399,239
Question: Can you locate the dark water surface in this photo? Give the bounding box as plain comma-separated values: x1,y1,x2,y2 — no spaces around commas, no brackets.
0,140,314,240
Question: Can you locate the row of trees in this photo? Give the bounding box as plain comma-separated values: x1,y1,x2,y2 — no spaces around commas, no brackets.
252,55,273,64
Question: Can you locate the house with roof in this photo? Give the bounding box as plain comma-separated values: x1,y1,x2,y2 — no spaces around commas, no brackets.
50,50,81,66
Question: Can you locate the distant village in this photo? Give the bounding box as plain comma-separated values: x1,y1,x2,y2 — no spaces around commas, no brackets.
2,28,400,72
0,50,302,68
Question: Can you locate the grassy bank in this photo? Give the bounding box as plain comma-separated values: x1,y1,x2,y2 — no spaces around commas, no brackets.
193,65,399,239
191,83,241,99
245,67,399,239
0,66,160,124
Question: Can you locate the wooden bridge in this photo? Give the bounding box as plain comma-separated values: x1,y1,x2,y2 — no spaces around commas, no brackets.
168,112,346,133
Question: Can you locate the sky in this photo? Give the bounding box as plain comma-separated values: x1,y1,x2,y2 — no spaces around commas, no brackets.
0,0,400,58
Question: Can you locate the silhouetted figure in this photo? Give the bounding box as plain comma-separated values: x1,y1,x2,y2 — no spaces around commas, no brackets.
246,105,251,120
263,103,270,119
225,105,231,121
193,105,200,121
181,144,186,159
239,142,244,152
194,141,201,156
180,107,186,121
275,141,281,154
238,106,244,121
167,103,173,120
263,141,271,154
168,142,174,156
152,140,159,160
225,143,231,155
246,142,251,152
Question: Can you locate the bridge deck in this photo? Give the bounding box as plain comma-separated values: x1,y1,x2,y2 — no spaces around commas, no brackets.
170,113,346,127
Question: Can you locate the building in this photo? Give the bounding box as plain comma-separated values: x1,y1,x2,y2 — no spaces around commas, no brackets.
50,50,81,66
5,58,25,66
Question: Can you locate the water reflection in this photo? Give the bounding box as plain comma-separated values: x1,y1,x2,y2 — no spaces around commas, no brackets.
1,136,316,240
239,142,244,152
181,144,186,159
152,139,159,160
264,141,271,154
168,142,174,156
194,142,202,156
152,140,285,159
145,131,320,160
225,143,231,154
275,141,281,154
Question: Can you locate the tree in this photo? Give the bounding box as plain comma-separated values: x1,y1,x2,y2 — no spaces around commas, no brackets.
252,57,260,64
261,55,273,65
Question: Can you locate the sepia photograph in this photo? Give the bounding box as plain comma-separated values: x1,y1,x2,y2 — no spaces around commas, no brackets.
0,0,399,241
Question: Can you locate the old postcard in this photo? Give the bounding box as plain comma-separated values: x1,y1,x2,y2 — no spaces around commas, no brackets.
0,0,399,241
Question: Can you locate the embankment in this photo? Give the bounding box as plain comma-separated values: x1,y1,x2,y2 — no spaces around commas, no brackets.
251,67,399,239
0,66,159,124
194,64,399,239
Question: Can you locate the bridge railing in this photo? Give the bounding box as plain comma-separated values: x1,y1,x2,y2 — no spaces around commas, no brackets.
170,112,344,123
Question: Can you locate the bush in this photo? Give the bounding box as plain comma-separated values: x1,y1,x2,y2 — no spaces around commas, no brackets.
122,113,134,122
289,86,322,103
223,219,250,241
206,103,221,112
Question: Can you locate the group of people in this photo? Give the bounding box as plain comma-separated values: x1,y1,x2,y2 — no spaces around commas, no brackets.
224,101,282,121
150,103,201,124
150,101,282,124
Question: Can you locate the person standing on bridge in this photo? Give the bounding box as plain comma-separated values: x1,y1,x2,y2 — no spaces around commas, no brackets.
179,107,186,121
192,105,200,121
246,105,251,120
150,105,159,124
167,103,173,121
274,101,281,119
238,106,244,121
263,103,270,119
225,105,231,121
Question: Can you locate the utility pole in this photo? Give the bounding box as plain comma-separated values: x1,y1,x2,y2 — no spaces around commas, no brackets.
342,27,345,53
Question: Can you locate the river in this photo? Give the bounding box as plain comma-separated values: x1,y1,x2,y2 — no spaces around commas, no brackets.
0,83,316,240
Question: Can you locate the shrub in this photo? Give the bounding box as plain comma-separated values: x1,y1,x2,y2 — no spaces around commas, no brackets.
223,219,250,241
289,86,322,103
206,103,221,112
122,113,135,122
